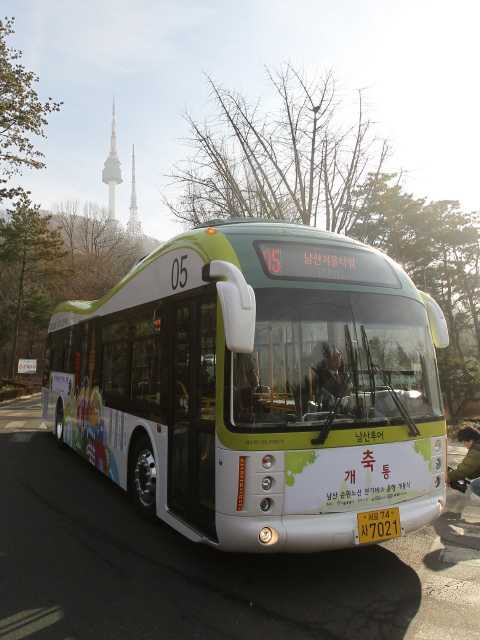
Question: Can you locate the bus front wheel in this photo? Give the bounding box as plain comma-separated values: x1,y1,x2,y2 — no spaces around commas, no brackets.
55,403,66,449
129,434,157,522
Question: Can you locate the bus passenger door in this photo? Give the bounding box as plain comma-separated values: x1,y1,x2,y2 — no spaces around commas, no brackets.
169,293,217,540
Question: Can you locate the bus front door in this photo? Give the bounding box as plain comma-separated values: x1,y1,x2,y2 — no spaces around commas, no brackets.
169,295,217,540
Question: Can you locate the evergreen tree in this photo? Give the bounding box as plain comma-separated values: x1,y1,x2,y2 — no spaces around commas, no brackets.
437,349,480,422
348,175,480,417
0,17,61,202
0,195,68,376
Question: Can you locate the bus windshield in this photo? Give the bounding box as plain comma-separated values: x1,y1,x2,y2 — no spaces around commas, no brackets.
231,289,443,432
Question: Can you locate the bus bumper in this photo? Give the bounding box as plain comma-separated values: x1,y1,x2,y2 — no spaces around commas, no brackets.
214,491,445,553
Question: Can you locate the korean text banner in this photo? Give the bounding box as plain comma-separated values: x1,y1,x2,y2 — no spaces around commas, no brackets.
18,359,37,374
285,440,432,514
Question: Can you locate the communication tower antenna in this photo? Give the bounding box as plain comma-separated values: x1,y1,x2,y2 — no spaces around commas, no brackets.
126,145,144,237
102,98,123,219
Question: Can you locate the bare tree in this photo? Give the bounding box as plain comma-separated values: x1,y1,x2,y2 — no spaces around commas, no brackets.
163,64,389,231
51,201,146,301
52,198,80,266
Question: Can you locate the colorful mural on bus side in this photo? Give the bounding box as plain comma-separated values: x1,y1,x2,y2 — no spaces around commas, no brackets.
50,344,120,485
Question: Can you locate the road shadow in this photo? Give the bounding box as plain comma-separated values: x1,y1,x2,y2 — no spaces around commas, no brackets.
0,431,421,640
423,494,480,571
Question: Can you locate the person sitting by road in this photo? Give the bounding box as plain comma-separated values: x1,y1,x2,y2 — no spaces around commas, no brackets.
446,425,480,497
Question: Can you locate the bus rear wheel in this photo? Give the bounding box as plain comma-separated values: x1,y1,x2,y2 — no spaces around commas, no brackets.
55,403,66,449
130,434,157,522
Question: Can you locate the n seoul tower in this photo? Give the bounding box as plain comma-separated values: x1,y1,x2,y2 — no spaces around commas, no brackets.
102,99,123,219
126,145,144,236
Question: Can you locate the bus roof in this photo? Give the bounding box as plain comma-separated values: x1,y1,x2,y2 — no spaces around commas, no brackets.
197,217,364,244
48,219,419,332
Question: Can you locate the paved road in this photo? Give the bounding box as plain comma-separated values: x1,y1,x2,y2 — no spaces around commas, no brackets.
385,441,480,639
0,395,479,639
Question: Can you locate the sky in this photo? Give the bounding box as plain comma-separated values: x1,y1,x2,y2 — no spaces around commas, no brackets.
2,0,480,242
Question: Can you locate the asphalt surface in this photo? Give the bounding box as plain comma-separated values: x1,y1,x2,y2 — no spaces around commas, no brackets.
0,395,479,640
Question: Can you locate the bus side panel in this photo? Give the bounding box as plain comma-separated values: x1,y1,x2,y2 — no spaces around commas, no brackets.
46,371,130,490
46,374,172,504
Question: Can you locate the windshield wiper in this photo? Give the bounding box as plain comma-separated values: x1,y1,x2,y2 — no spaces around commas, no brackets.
360,325,376,411
360,325,420,438
311,367,351,445
311,325,357,445
344,324,360,407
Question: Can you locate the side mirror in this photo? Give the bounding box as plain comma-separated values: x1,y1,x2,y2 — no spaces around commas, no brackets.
419,291,449,348
203,260,256,353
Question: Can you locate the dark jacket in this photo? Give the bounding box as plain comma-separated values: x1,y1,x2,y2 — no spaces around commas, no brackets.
239,384,270,422
448,440,480,482
314,365,346,397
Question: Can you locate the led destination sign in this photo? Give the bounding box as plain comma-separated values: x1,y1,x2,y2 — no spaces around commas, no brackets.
255,241,400,288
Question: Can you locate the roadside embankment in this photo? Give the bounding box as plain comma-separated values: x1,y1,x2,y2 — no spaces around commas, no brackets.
0,378,41,403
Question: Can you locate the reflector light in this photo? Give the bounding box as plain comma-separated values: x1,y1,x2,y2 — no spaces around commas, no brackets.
205,227,217,235
262,455,273,469
236,456,246,511
262,476,273,491
260,498,271,512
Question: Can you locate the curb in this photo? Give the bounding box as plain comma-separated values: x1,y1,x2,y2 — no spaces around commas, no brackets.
0,392,41,406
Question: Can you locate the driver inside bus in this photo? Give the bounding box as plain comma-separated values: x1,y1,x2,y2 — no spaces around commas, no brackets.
312,342,348,411
239,368,270,423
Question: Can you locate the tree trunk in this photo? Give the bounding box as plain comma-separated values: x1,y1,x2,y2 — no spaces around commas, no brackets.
9,263,25,378
445,390,455,424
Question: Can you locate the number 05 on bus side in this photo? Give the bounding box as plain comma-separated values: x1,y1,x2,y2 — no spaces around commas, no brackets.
357,507,402,544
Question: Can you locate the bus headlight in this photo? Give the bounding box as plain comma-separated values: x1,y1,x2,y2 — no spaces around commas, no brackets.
260,498,272,512
434,439,441,453
434,476,441,489
259,527,279,545
261,476,273,491
435,457,442,471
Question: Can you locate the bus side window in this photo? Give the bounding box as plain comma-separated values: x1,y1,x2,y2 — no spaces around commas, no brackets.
154,341,165,407
51,331,65,371
101,317,131,397
198,300,216,422
63,327,75,373
130,338,163,404
71,325,81,392
127,305,166,406
102,342,128,396
80,330,88,382
149,303,171,412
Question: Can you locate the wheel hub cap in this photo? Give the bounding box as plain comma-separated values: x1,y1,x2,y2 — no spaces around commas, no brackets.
134,449,157,507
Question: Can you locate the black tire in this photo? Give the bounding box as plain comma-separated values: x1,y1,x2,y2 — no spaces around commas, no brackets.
129,434,157,522
55,402,66,449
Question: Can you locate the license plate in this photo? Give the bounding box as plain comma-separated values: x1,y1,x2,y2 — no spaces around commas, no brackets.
357,507,402,544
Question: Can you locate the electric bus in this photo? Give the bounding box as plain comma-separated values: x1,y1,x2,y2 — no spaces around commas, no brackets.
42,218,449,553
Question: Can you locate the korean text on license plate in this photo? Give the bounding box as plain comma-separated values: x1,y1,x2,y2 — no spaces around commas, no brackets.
357,507,402,544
